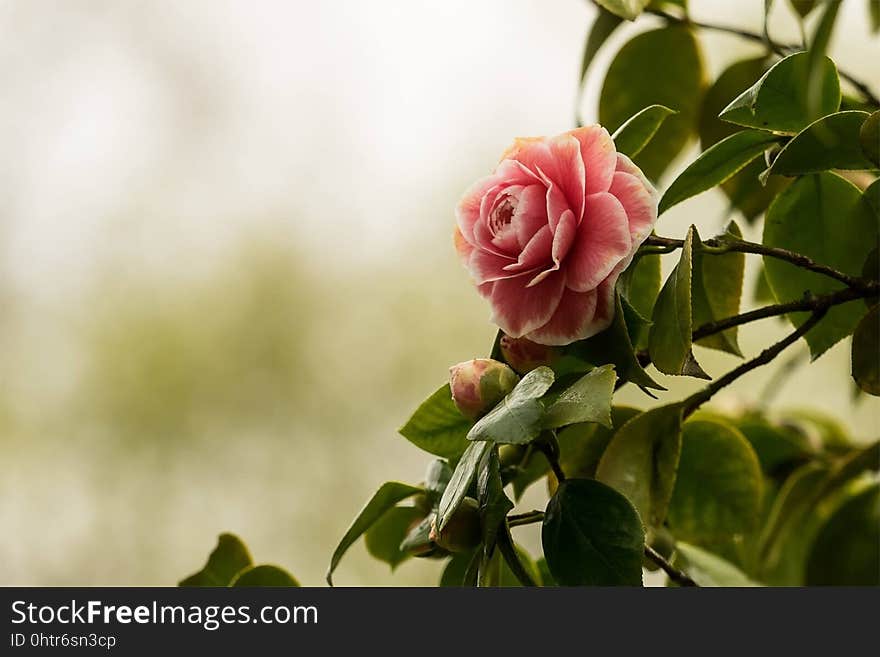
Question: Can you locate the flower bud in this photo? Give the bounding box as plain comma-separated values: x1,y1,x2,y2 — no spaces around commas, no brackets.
449,358,519,419
499,334,558,374
430,497,482,553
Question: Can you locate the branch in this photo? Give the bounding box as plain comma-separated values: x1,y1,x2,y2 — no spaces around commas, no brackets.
646,8,880,106
643,235,877,295
644,545,699,587
507,510,545,528
536,432,567,483
683,309,827,417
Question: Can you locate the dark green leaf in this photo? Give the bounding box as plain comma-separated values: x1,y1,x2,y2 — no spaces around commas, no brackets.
497,529,539,587
611,105,678,158
788,0,816,18
667,419,764,543
439,550,479,587
806,483,880,585
763,172,879,357
365,506,425,570
805,0,840,112
871,0,880,34
852,304,880,395
659,130,781,214
596,403,683,527
467,367,554,445
860,110,880,166
768,111,876,176
672,542,759,586
399,384,470,460
618,253,662,334
649,226,708,378
600,26,706,180
734,413,814,474
476,446,514,567
327,481,422,585
230,565,300,587
595,0,651,20
542,479,645,586
720,52,841,134
580,7,623,90
436,440,492,531
544,365,616,429
865,178,880,220
558,406,642,481
569,294,665,389
180,533,253,587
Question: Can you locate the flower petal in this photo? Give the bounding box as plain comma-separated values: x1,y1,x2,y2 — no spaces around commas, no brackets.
504,135,585,219
470,249,518,285
552,209,578,265
609,171,658,246
514,184,549,248
503,224,552,272
527,287,599,346
568,125,617,195
490,271,566,338
566,193,632,293
454,227,474,266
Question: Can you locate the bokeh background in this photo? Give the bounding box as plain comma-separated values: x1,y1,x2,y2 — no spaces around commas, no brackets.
1,0,877,586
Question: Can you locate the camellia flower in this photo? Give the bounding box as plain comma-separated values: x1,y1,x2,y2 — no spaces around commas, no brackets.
448,358,519,419
454,126,658,346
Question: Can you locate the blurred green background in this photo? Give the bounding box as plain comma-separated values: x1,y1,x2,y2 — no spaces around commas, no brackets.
1,0,876,585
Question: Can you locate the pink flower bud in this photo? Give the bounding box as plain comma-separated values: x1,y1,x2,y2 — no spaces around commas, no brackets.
449,358,519,419
499,333,559,374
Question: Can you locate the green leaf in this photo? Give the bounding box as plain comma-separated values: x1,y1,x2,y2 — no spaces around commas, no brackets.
542,479,645,586
871,0,880,34
852,304,880,395
569,294,665,389
535,557,557,587
672,542,759,586
544,365,616,429
719,52,841,134
580,7,623,90
467,367,554,445
698,56,789,222
600,26,706,180
763,172,879,357
691,222,745,356
498,539,541,587
476,446,514,567
365,506,424,570
649,226,708,378
595,0,651,20
327,481,422,585
596,404,684,527
611,105,678,159
865,178,880,220
230,565,300,587
618,253,662,333
399,384,471,460
767,111,876,176
439,550,479,587
436,439,492,531
734,413,814,474
860,110,880,166
805,0,840,114
667,419,764,543
558,406,642,481
806,483,880,585
179,533,253,587
659,130,781,214
788,0,816,18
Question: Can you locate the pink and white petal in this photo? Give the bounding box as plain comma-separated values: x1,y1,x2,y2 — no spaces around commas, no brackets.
470,249,518,285
456,175,497,245
473,215,512,257
615,153,655,191
592,274,619,329
543,178,570,232
504,225,553,272
489,271,566,338
477,281,494,299
514,184,550,248
568,125,617,195
565,193,632,293
609,171,658,247
506,136,585,217
527,287,599,346
552,209,578,265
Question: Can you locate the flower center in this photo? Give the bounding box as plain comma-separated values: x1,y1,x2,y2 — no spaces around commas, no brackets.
490,196,517,235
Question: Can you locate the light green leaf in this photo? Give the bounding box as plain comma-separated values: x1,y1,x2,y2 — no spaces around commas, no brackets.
542,479,645,586
618,253,662,335
611,105,678,159
763,172,879,357
734,413,814,474
852,304,880,396
698,56,789,222
557,406,642,481
667,419,764,543
691,222,745,356
327,481,422,585
595,0,651,20
596,404,684,527
365,506,425,570
467,367,554,445
806,483,880,585
649,226,708,378
659,130,781,214
230,565,300,587
720,52,841,134
179,533,253,587
768,111,876,176
673,542,759,586
600,26,706,180
399,384,471,460
436,439,492,532
544,365,617,429
860,110,880,166
805,0,840,118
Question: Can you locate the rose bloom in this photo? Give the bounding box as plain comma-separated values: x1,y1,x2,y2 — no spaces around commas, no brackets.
454,125,658,346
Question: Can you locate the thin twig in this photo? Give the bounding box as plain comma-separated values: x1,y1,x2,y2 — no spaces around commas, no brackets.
644,545,699,587
507,510,545,528
536,432,566,483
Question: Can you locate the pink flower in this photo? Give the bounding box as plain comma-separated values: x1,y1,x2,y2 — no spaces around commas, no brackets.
454,126,658,346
